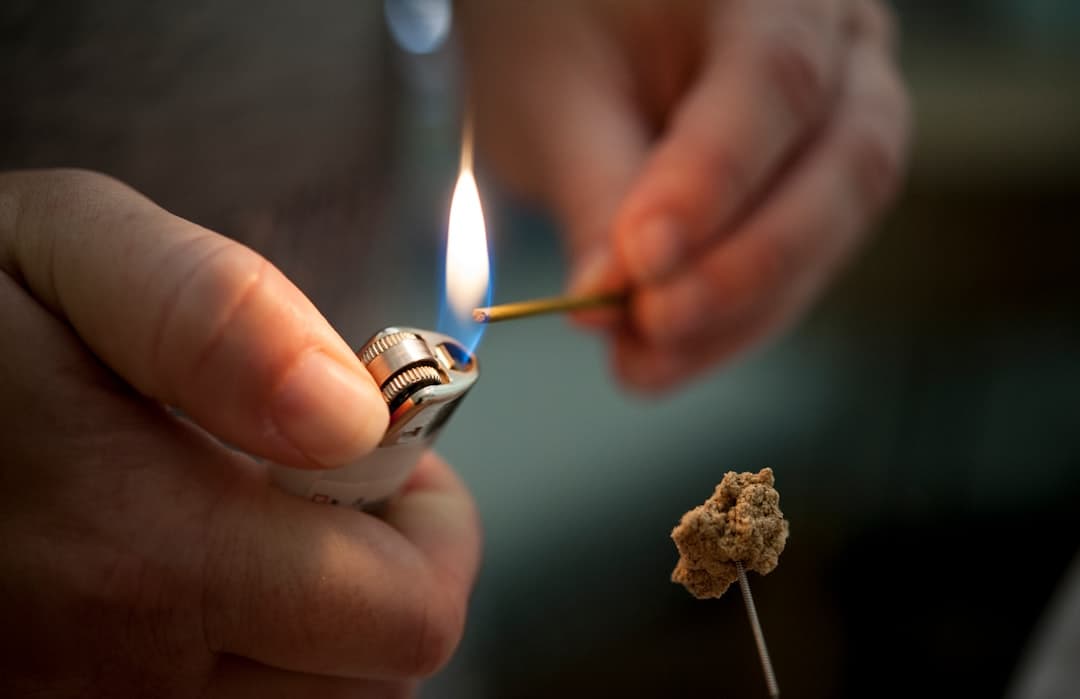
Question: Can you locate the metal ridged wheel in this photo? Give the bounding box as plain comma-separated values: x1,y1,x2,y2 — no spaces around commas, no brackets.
381,365,442,407
359,331,420,366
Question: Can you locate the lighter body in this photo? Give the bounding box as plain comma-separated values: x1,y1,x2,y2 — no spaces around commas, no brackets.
270,327,478,510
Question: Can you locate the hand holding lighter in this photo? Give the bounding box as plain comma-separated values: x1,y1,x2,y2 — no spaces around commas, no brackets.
270,327,479,510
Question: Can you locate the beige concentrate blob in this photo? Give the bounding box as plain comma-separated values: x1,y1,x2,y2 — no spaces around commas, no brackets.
671,468,789,599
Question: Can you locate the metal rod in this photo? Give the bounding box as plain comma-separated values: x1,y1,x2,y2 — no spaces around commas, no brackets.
736,561,780,698
472,291,626,323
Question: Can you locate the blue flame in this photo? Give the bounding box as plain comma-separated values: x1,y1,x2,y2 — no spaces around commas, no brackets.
436,238,492,355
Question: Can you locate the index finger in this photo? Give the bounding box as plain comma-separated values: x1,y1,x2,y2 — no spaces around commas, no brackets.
613,0,850,288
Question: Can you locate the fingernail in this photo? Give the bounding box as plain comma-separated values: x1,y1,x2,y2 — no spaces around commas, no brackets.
626,217,684,284
270,351,388,467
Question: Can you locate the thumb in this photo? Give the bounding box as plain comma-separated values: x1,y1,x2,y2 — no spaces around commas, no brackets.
0,169,387,468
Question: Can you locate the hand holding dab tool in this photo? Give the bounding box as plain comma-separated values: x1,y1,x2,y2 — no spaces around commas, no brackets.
270,327,479,511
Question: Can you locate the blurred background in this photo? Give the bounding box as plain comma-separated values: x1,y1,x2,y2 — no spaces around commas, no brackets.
3,0,1078,696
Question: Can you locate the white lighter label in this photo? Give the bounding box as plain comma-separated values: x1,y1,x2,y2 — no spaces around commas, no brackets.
271,440,427,510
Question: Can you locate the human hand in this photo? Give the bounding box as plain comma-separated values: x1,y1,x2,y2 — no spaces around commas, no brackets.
463,0,910,391
0,170,481,697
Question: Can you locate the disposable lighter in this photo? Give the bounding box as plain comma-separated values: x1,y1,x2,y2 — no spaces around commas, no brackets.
270,327,479,510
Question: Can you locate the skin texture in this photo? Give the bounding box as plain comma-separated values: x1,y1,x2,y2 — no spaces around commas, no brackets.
463,0,911,392
0,171,481,697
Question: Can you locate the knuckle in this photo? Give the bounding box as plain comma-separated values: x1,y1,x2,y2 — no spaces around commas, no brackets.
149,238,269,394
844,52,911,212
762,21,832,124
696,142,753,213
57,167,118,189
11,169,116,259
847,118,905,212
45,168,118,197
858,0,899,49
48,169,145,224
190,248,269,365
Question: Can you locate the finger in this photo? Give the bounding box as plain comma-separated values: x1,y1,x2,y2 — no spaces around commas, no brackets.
383,451,484,592
613,0,851,286
522,80,649,331
461,1,648,327
534,67,649,313
541,79,650,272
617,15,910,391
0,262,474,683
202,452,481,679
553,86,649,330
849,0,899,51
0,169,387,468
463,1,649,263
544,71,654,333
204,655,414,699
